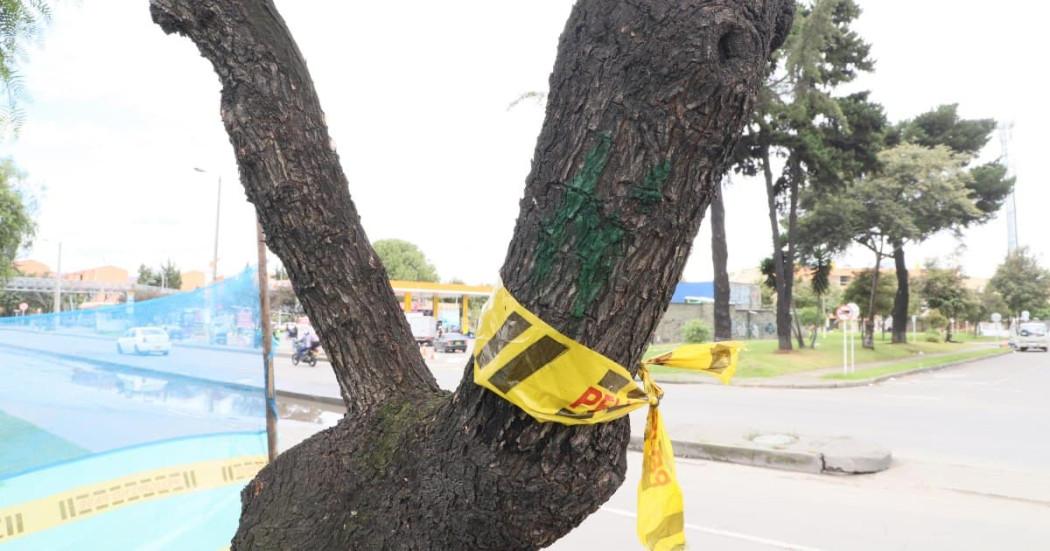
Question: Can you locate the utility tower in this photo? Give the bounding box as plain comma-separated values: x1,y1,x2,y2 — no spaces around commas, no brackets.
999,122,1019,254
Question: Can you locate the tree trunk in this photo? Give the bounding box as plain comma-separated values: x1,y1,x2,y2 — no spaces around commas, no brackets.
150,0,792,548
711,180,732,341
791,305,805,348
864,255,882,350
785,162,800,348
762,146,793,351
891,241,908,343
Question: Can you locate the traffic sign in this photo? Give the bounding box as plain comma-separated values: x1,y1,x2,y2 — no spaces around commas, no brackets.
18,302,28,312
835,305,851,321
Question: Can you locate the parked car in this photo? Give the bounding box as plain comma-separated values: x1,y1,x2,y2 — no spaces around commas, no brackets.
434,333,468,353
1011,322,1049,352
117,327,172,355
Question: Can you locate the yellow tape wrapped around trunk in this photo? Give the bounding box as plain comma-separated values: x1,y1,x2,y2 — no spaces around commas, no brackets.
473,287,741,550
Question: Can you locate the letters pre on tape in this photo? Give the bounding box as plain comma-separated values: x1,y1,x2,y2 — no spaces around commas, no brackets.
473,287,741,551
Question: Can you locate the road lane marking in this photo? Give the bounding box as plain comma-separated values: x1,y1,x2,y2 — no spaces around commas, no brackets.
600,506,823,550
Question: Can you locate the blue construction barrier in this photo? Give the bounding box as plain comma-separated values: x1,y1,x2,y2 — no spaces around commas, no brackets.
0,269,268,549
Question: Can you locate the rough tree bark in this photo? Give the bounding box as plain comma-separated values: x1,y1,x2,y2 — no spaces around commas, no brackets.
710,180,732,341
891,241,908,343
863,237,887,350
761,145,793,351
150,0,792,548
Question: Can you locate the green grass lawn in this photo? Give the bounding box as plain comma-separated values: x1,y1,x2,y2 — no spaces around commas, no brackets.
822,347,1008,381
0,409,87,477
646,330,1002,379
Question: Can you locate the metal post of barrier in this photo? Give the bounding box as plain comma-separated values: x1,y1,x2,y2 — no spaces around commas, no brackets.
52,242,62,327
256,219,278,461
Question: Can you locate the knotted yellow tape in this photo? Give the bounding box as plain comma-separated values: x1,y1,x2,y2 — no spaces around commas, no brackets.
473,287,741,550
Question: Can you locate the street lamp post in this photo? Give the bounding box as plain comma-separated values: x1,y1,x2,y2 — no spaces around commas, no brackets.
194,167,222,283
195,166,277,460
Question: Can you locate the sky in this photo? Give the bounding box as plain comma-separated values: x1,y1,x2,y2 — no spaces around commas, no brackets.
3,0,1048,285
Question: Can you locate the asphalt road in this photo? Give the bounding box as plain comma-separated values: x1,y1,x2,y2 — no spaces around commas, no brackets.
6,328,1048,549
552,451,1050,550
648,350,1050,472
0,327,264,387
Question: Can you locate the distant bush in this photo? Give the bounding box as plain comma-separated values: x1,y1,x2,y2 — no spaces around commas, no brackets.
926,310,948,330
924,330,942,343
682,320,712,343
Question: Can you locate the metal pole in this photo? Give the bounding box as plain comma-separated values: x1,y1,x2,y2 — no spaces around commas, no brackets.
52,242,62,318
213,176,222,283
842,319,847,375
850,320,856,373
256,219,278,461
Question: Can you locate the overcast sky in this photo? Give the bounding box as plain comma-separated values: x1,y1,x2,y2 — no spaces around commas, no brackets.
4,0,1047,285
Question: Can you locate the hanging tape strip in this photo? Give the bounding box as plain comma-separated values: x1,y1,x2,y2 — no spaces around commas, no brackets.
473,287,741,551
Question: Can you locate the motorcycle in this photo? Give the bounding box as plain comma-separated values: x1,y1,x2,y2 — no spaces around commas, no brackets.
291,338,319,367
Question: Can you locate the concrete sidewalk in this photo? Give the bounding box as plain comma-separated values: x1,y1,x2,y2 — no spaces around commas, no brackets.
627,422,891,475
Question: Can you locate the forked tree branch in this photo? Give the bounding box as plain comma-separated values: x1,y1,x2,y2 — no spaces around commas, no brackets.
150,0,438,415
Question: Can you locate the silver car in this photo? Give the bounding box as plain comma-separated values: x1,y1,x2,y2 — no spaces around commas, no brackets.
1011,322,1049,352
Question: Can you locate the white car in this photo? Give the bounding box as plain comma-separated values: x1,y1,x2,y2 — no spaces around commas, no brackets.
117,327,173,355
1011,322,1049,352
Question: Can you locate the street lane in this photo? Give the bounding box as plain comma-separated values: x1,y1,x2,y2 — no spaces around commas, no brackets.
552,452,1050,551
645,351,1050,471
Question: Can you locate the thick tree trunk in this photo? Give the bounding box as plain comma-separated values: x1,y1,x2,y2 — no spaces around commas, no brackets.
891,241,909,343
784,161,801,349
762,146,793,351
711,181,732,341
150,0,792,548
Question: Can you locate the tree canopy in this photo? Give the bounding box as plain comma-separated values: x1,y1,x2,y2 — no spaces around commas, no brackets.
843,268,895,318
988,248,1050,316
372,239,438,282
800,144,978,260
137,260,182,289
0,160,34,282
0,1,52,132
919,262,978,341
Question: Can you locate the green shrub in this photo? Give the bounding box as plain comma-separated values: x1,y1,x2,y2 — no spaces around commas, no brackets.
926,310,948,330
924,330,942,343
682,320,712,343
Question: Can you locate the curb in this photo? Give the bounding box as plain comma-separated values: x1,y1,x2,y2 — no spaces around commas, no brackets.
276,389,344,407
627,435,892,475
653,349,1012,389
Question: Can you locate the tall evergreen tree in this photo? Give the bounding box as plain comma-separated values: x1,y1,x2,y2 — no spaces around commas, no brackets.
798,144,978,348
733,0,875,351
887,105,1014,343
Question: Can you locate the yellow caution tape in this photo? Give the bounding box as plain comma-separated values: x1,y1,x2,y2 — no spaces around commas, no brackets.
0,455,266,543
473,287,741,550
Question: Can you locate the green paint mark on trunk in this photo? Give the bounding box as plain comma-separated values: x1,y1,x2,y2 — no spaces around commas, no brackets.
631,160,671,205
532,137,675,319
531,135,613,285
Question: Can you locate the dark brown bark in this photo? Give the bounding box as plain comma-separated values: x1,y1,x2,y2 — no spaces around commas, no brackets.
891,241,909,343
711,181,732,341
864,252,883,350
761,146,793,351
150,0,792,548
